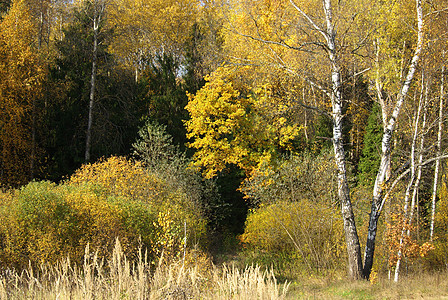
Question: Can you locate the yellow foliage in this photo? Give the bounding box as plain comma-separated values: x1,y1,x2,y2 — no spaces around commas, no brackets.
69,156,159,202
0,157,207,269
0,0,46,186
186,66,301,178
241,200,345,270
108,0,200,72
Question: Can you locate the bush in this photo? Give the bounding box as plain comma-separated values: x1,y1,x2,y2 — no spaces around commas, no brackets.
241,151,338,207
0,157,207,269
132,121,221,236
69,156,208,260
239,152,346,274
0,180,157,269
240,200,345,273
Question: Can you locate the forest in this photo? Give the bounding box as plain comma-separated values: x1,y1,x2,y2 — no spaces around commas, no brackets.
1,0,448,298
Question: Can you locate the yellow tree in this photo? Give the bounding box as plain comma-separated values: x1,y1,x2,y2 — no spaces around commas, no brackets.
0,0,46,186
107,0,201,80
186,66,301,178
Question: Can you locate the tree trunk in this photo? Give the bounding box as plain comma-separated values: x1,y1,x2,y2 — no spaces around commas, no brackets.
324,0,363,279
85,4,101,162
30,5,46,180
408,79,428,232
363,0,424,280
430,65,445,241
394,81,425,282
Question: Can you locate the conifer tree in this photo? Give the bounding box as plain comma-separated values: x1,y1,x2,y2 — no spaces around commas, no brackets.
358,103,383,186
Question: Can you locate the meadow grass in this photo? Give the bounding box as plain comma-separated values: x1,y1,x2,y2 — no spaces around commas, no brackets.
2,239,448,299
0,239,289,300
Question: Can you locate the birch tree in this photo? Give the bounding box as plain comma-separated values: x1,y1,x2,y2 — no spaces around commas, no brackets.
430,67,445,241
393,74,427,282
84,0,106,162
362,0,424,279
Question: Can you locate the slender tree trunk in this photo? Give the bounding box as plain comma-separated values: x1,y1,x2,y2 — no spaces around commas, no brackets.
85,6,100,162
363,0,424,280
30,5,46,180
408,79,428,231
394,77,425,282
430,65,445,241
303,85,309,142
324,0,363,279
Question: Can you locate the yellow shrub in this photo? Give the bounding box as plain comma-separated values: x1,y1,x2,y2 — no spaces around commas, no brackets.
69,156,160,203
240,200,345,271
69,156,207,255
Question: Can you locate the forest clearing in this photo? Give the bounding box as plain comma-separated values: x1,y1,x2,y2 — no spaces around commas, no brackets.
1,0,448,298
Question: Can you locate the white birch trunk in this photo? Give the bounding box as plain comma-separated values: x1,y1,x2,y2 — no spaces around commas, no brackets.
288,0,364,278
323,0,363,279
394,77,426,282
408,80,428,232
430,66,445,241
85,2,104,162
363,0,424,280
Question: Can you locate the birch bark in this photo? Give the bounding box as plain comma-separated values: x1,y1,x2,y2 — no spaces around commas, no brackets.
430,65,445,241
85,1,104,162
323,0,363,279
363,0,424,279
394,77,426,282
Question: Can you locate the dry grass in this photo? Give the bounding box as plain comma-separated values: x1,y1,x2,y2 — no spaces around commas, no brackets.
3,239,448,299
0,239,289,300
286,270,448,299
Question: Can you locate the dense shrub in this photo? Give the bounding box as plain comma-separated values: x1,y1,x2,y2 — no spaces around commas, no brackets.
240,201,345,272
69,156,208,260
241,151,338,206
239,152,346,273
0,157,207,269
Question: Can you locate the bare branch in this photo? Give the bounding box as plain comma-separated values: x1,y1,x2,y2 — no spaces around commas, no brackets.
379,154,448,214
289,0,328,42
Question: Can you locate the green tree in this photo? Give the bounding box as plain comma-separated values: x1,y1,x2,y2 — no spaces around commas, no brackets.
0,0,11,17
138,54,190,150
358,103,383,186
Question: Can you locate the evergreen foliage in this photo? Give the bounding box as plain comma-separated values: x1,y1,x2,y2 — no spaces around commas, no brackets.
138,54,189,151
358,103,383,186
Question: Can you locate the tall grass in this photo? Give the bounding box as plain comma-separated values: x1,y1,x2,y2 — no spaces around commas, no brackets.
0,239,289,300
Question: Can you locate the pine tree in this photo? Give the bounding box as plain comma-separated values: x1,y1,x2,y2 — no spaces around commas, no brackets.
358,103,383,186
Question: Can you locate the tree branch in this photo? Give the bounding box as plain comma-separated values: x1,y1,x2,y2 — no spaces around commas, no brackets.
379,154,448,214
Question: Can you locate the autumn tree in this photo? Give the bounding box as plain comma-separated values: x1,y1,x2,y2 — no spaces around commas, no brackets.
108,0,201,81
0,0,46,186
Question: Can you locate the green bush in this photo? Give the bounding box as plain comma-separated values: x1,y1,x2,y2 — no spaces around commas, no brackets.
0,180,156,269
132,121,221,236
0,156,207,269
